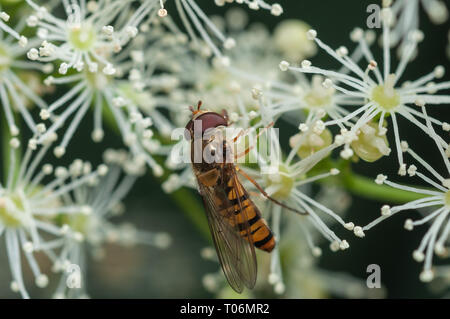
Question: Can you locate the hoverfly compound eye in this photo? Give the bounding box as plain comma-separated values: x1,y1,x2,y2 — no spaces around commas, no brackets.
184,120,194,140
185,112,228,140
197,112,228,132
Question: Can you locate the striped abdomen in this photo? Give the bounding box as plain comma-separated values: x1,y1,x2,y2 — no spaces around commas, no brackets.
222,177,275,253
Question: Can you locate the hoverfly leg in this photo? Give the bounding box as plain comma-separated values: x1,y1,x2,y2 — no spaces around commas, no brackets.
231,128,248,143
234,122,274,160
235,166,308,216
248,191,265,199
197,168,220,187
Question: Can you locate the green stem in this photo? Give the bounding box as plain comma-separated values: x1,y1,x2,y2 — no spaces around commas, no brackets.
314,159,428,204
340,172,427,204
1,111,22,186
1,111,12,180
1,113,8,178
170,187,210,240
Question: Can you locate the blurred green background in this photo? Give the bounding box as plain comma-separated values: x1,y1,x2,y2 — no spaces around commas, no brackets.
0,0,449,298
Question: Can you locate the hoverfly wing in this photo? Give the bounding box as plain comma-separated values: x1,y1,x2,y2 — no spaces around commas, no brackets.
198,169,257,293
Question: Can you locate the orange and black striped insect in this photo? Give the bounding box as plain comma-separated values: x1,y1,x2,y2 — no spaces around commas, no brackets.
184,101,307,293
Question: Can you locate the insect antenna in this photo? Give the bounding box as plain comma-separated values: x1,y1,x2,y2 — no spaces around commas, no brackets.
189,100,203,115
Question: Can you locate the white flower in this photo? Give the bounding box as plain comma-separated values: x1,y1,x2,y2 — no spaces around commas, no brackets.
363,108,450,283
50,149,170,298
0,133,107,298
187,21,282,121
0,10,27,46
244,122,353,257
0,16,49,136
389,0,448,52
281,11,449,170
172,0,234,58
35,48,164,176
24,0,157,75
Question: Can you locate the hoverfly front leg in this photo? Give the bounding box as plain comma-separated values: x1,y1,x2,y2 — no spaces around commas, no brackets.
233,122,274,160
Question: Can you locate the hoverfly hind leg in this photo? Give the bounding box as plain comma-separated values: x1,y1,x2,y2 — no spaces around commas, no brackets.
236,166,308,216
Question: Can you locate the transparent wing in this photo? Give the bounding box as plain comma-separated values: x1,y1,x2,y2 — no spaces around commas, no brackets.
198,167,257,293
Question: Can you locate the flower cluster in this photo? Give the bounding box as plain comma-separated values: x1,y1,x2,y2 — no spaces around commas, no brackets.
0,0,449,299
0,127,169,298
277,12,449,173
363,108,449,283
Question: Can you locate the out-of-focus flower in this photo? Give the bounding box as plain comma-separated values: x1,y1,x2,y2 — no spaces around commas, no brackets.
279,6,450,173
169,9,283,120
215,0,283,17
0,10,50,136
273,19,317,63
172,0,235,58
0,131,108,299
430,265,450,295
175,0,283,56
363,108,449,283
51,149,171,298
387,0,448,55
0,9,28,46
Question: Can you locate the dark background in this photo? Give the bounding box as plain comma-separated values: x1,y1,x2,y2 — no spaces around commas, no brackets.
0,0,449,298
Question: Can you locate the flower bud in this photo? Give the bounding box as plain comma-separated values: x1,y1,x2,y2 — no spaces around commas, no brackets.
351,122,390,162
289,128,333,159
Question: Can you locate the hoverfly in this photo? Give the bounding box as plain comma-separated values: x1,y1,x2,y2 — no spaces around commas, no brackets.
184,101,306,293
